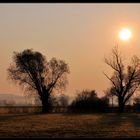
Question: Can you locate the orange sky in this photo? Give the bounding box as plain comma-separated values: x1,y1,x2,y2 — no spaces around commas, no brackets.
1,4,140,97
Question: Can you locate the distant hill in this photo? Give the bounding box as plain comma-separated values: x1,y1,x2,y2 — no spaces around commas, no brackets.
0,93,35,106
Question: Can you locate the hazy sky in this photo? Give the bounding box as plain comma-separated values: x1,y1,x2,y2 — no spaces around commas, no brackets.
1,3,140,97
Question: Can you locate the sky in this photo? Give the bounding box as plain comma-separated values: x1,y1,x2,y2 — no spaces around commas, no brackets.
1,3,140,98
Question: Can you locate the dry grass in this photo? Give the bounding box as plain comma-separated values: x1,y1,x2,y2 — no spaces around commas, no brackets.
0,113,140,138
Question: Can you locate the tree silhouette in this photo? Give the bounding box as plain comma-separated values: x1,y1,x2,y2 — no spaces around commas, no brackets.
7,49,69,113
104,46,140,112
57,94,69,107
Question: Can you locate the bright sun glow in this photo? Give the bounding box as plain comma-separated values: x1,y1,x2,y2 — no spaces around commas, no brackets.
119,28,132,41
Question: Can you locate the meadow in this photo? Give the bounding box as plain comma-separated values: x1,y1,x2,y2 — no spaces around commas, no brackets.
0,113,140,138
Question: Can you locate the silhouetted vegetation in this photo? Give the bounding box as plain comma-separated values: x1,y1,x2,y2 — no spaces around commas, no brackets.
7,49,69,113
104,46,140,113
69,90,109,113
6,47,140,114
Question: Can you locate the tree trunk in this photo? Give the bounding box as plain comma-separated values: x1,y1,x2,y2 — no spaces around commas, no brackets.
40,91,50,113
118,96,125,113
41,99,50,113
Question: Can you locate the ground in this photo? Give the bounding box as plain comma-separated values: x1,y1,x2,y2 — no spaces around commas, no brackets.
0,113,140,138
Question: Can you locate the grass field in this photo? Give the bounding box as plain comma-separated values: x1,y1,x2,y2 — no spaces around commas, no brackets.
0,113,140,138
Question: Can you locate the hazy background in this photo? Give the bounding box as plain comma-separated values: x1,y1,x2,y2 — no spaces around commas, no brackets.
1,3,140,99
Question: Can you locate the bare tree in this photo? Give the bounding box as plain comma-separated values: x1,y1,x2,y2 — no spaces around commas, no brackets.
34,95,42,106
7,49,70,113
104,88,115,107
58,94,69,107
104,46,140,112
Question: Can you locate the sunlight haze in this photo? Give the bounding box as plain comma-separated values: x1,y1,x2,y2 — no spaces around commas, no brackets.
1,4,140,98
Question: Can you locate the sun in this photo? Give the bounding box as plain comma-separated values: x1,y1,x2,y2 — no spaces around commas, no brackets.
119,28,132,41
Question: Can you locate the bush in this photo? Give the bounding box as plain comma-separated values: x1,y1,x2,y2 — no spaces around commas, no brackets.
69,90,109,113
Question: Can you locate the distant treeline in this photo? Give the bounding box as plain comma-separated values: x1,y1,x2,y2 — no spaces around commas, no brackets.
34,89,140,113
1,89,140,114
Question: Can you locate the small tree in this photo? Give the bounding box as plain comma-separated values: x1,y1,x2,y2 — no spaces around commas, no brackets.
34,95,42,106
8,49,70,113
58,94,69,107
104,46,140,112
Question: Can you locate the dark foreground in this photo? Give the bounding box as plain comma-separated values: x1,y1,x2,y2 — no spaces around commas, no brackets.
0,113,140,138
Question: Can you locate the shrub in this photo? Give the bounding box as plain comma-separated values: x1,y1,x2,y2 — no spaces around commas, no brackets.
69,90,109,113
